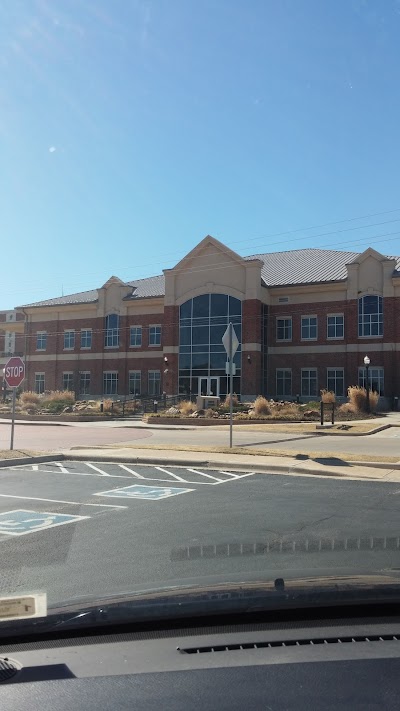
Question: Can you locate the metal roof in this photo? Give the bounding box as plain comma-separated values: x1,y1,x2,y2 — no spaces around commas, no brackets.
18,248,400,308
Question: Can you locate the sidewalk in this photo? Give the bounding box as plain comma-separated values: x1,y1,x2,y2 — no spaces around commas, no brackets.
61,446,400,483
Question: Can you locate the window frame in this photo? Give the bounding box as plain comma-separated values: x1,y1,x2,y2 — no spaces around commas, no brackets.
358,366,384,396
79,371,91,396
62,371,74,391
148,324,162,347
326,367,345,397
104,314,120,348
36,331,47,351
63,329,75,350
301,315,318,341
148,370,161,395
80,329,92,349
301,368,318,397
358,295,383,338
327,314,344,340
128,370,141,395
276,368,292,398
276,317,292,342
34,372,45,394
129,326,142,348
103,370,118,395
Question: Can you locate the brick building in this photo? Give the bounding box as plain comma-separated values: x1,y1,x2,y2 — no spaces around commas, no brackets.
1,236,399,407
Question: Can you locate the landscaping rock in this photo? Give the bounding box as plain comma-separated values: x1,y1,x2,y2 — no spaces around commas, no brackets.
166,406,180,415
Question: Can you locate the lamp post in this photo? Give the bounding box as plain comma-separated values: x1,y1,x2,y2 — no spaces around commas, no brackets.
364,355,370,413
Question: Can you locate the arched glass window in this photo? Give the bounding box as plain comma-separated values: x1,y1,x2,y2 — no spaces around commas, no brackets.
358,296,383,337
104,313,120,347
179,294,242,397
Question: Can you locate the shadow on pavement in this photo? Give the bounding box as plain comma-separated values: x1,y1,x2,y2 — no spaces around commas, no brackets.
295,453,351,467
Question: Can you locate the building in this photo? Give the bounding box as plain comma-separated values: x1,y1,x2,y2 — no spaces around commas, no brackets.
2,236,400,407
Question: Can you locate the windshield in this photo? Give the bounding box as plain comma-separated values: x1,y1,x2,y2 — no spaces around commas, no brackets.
0,0,399,627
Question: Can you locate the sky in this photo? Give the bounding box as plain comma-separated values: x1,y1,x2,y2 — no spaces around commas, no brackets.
2,0,400,309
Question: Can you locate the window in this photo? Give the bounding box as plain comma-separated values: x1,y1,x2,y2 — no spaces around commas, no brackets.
327,315,344,339
104,314,120,347
358,295,383,337
276,317,292,341
35,373,45,394
129,370,141,395
62,372,74,391
80,329,92,349
327,368,344,397
148,370,161,395
79,372,91,395
301,369,318,397
130,326,142,347
64,330,75,349
301,316,317,340
149,325,161,346
103,371,118,395
276,369,292,398
36,332,47,350
358,367,384,396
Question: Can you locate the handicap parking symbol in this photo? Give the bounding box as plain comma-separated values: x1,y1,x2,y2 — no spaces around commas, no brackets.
0,510,89,536
95,484,194,501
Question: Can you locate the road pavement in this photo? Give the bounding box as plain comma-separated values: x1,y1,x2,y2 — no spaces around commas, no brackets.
0,459,399,607
2,419,400,459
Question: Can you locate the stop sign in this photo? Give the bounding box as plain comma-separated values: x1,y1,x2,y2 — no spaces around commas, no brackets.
4,356,25,388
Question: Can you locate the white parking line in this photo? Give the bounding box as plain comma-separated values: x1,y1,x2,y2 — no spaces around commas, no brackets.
117,464,146,479
187,468,224,483
53,462,70,474
85,462,112,476
0,494,128,509
154,466,188,482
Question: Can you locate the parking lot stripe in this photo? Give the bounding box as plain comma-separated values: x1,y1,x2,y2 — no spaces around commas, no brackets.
53,462,70,474
187,468,224,482
154,466,188,482
0,494,128,509
117,464,146,478
85,462,112,476
218,470,254,479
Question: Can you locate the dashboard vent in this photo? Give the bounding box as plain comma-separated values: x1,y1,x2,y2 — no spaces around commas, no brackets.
0,657,21,682
178,634,400,654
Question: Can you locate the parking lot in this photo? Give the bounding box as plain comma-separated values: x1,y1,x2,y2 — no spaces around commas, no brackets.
0,460,398,606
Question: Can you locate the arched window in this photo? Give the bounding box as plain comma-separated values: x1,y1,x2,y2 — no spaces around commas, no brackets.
358,295,383,337
178,294,242,397
104,313,120,347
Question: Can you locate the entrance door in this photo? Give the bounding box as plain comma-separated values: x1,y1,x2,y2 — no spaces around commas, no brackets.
198,377,219,396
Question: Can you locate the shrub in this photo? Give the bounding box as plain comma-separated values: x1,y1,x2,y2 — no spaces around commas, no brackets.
348,385,379,413
42,390,75,413
205,408,216,418
19,391,41,407
221,393,239,409
253,396,271,417
320,389,336,403
179,399,197,416
338,402,354,415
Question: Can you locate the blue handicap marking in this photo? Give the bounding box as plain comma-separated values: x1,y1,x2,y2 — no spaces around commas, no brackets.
96,484,194,501
0,510,89,536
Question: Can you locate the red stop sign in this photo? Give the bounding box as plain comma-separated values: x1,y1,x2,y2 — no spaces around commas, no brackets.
4,357,25,388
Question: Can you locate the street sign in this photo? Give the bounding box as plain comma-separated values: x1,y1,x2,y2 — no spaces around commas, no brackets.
4,356,25,388
222,325,239,358
225,362,236,375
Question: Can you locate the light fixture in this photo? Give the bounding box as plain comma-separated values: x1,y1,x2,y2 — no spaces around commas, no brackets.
363,355,370,366
247,355,251,363
164,356,168,363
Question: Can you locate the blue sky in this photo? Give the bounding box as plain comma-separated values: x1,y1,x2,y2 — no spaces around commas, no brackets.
2,0,400,309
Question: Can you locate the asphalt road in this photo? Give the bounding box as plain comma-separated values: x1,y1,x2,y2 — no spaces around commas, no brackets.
0,459,399,607
2,420,400,458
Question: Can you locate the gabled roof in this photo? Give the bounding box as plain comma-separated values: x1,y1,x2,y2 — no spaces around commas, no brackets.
247,248,361,287
17,246,400,308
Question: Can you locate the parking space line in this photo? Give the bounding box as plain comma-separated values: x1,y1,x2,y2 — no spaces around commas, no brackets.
0,494,128,509
118,464,146,478
187,468,224,482
219,470,255,479
85,462,112,476
53,462,70,474
154,466,188,482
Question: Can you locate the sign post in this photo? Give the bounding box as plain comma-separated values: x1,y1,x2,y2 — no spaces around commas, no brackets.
222,323,239,448
4,356,26,451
